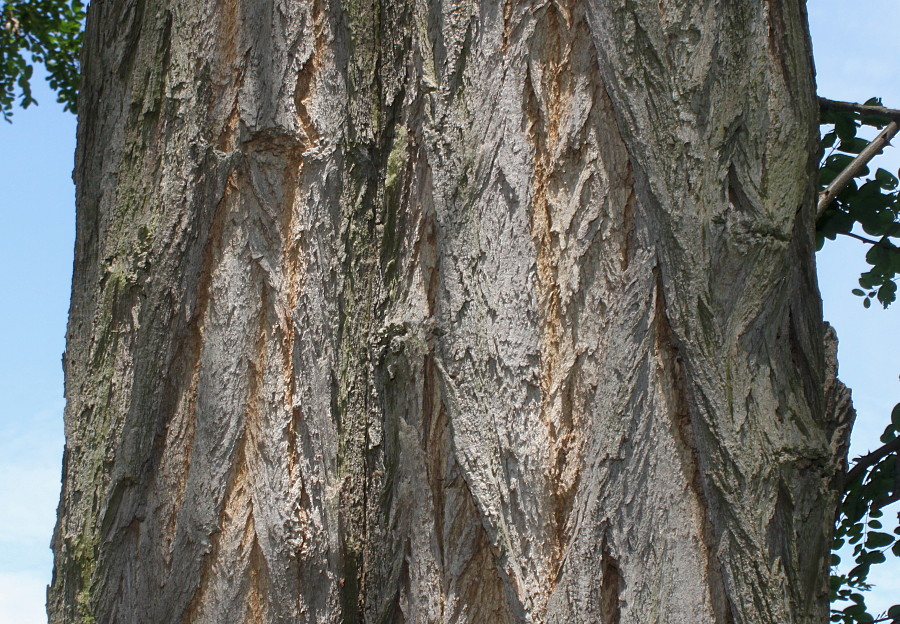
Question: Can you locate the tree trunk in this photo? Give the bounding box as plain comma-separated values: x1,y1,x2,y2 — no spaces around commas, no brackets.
50,1,845,622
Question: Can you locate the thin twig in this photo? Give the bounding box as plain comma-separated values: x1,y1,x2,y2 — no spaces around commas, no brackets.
838,231,900,251
817,120,900,219
845,437,900,486
820,97,900,122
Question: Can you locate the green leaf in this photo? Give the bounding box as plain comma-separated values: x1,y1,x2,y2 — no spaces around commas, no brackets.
865,532,895,548
852,288,866,296
859,272,880,289
842,603,873,621
820,167,839,186
892,403,900,428
826,153,856,171
877,281,897,307
839,137,870,154
835,115,859,141
848,562,871,580
876,168,900,190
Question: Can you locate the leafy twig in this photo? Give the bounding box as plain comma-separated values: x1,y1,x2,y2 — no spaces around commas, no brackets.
818,120,900,219
845,437,900,487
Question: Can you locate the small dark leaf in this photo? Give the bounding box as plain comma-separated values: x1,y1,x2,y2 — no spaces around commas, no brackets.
836,115,859,141
877,281,897,307
820,167,839,186
859,272,880,289
842,603,873,621
865,532,895,548
840,137,870,155
864,245,890,267
848,562,870,580
876,168,900,190
826,153,856,171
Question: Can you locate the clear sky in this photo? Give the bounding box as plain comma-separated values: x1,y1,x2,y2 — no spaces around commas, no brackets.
0,2,898,621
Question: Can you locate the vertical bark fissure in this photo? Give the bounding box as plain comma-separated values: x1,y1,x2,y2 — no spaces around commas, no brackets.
159,169,237,552
182,275,270,622
654,271,737,624
181,426,249,624
599,539,621,624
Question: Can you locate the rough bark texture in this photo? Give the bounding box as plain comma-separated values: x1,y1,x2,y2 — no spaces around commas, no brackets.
51,1,844,623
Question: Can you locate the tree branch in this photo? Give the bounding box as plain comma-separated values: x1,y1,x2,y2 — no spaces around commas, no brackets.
838,231,900,251
820,97,900,122
817,120,900,219
844,437,900,487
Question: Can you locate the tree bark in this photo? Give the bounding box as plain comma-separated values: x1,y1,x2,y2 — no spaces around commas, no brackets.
50,1,844,622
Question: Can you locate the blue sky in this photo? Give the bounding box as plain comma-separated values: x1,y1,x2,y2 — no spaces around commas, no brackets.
0,1,898,621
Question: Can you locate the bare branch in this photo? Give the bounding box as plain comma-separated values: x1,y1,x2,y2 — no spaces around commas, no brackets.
838,231,900,251
820,97,900,122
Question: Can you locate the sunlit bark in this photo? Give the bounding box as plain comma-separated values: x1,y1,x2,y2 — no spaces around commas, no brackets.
50,1,846,622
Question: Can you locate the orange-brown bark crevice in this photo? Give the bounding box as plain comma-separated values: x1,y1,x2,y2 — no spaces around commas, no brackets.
523,0,585,584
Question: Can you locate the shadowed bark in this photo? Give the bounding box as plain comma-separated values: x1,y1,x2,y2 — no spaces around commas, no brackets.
50,1,847,622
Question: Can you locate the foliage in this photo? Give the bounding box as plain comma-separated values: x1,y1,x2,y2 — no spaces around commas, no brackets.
830,403,900,624
819,99,900,624
0,0,84,120
818,98,900,308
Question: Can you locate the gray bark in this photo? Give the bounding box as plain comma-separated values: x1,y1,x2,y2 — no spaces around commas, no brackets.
50,0,845,622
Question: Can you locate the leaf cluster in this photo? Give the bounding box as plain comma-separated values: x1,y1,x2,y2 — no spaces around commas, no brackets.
0,0,84,120
831,403,900,624
818,98,900,308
